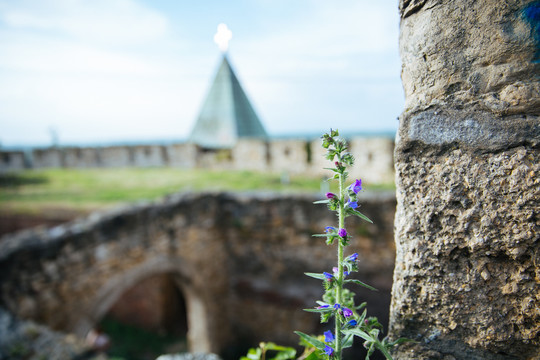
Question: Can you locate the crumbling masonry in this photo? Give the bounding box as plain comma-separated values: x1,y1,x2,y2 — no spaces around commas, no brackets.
390,1,540,359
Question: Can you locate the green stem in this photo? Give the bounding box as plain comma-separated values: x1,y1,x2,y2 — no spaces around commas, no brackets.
335,172,345,360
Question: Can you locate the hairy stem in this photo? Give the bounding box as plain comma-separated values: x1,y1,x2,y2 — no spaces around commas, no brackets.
335,172,345,359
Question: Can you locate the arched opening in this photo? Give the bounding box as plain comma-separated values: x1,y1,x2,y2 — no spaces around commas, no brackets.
77,258,212,357
94,273,189,360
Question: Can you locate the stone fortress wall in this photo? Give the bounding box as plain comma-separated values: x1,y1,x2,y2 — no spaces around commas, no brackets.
0,192,397,357
0,136,395,184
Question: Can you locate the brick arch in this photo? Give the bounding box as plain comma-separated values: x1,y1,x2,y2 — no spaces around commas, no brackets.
74,256,211,353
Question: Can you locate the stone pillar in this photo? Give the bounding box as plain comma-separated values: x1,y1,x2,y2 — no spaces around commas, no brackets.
390,1,539,359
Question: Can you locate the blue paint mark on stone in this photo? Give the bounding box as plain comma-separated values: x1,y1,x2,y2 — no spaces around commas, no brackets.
524,1,540,61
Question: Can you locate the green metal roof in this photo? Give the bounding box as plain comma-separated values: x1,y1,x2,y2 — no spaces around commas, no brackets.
189,55,268,149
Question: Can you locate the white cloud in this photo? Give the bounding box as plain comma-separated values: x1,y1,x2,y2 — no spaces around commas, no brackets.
0,0,169,45
233,0,400,81
0,32,161,75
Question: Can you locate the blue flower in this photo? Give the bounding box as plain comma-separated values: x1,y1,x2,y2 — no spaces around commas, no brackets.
346,319,358,327
324,330,335,343
338,228,347,238
323,272,334,280
324,345,334,356
317,304,330,309
346,199,358,209
325,226,336,233
333,303,341,310
342,307,353,318
347,253,358,262
348,179,362,194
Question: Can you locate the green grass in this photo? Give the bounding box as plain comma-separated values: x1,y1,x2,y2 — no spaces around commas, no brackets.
99,316,186,360
0,168,395,216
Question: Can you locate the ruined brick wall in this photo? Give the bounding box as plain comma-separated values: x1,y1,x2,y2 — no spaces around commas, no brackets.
390,1,540,359
0,192,396,356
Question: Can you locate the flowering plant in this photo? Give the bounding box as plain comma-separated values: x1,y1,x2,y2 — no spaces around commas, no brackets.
295,130,406,360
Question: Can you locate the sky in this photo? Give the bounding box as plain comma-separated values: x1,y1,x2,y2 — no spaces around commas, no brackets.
0,0,403,147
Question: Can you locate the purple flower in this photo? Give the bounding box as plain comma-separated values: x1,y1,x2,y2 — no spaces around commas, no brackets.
347,253,358,262
325,192,337,199
348,179,362,194
346,199,358,209
338,228,347,238
324,330,335,343
324,345,334,356
346,319,358,327
343,307,353,318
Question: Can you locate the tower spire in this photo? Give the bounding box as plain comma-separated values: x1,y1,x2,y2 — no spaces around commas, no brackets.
189,26,267,149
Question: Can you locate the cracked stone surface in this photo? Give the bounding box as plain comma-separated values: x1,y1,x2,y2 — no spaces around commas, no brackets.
391,0,540,359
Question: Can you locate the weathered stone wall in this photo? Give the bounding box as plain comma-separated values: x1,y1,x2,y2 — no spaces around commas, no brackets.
0,191,396,357
0,151,26,172
390,1,540,359
268,139,310,174
349,137,395,184
62,147,101,168
167,143,198,168
232,139,268,171
32,148,63,168
99,146,131,167
130,145,168,167
1,136,395,184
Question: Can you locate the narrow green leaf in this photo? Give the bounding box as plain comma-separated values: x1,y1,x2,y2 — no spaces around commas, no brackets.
263,343,296,360
302,350,322,360
342,333,354,348
343,328,373,343
312,234,328,238
388,337,414,346
322,166,339,173
356,302,367,311
375,342,394,360
349,209,373,223
305,272,326,280
303,307,331,313
294,331,326,351
313,199,330,204
345,279,378,291
358,309,367,324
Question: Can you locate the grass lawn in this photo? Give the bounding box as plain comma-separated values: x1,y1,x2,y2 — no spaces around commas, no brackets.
0,168,394,216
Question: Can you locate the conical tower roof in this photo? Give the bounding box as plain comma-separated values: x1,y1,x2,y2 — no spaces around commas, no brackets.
189,55,268,149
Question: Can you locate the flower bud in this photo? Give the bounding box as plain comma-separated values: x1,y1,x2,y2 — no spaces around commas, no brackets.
326,192,337,199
